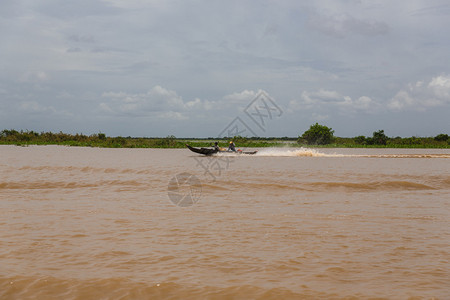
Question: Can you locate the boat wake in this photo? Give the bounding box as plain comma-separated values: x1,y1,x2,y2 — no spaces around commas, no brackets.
356,154,450,158
254,148,340,157
241,148,450,158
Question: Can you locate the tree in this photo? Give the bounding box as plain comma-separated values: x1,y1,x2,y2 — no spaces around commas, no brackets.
98,133,106,140
372,130,388,145
299,123,335,145
434,133,449,142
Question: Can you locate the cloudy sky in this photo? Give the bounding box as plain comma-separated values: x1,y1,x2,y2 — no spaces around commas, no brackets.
1,0,449,137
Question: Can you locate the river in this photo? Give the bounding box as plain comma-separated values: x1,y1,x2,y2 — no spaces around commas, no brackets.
0,145,449,299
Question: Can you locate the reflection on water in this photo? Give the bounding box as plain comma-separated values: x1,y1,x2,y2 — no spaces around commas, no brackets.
0,145,449,299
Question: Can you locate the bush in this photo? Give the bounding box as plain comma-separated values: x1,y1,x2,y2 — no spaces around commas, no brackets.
435,133,449,142
153,135,177,147
1,129,19,138
354,135,367,145
111,136,126,147
299,123,335,145
232,135,248,144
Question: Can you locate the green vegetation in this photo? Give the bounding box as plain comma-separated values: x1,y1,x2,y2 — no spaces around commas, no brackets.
0,128,449,148
435,133,449,142
351,130,389,146
323,136,449,148
298,123,335,145
0,130,182,148
295,124,449,148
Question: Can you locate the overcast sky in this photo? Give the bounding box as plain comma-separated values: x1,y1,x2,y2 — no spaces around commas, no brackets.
1,0,449,137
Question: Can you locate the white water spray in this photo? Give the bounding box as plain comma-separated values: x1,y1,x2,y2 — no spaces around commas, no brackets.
254,148,343,157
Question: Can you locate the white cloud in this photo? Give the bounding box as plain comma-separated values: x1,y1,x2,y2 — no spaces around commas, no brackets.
428,75,450,98
339,96,374,110
295,89,343,109
185,98,202,109
100,85,187,117
388,75,450,110
222,90,257,103
100,87,267,118
288,89,377,114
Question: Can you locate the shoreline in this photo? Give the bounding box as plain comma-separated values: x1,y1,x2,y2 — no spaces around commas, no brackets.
1,142,449,149
1,130,449,149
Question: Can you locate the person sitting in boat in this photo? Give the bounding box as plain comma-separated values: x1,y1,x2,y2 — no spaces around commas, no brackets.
213,141,220,151
227,141,236,152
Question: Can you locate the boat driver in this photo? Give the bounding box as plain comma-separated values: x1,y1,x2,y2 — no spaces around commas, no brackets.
228,141,236,152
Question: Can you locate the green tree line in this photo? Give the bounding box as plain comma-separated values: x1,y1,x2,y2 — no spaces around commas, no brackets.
1,127,449,148
298,123,449,148
0,130,180,148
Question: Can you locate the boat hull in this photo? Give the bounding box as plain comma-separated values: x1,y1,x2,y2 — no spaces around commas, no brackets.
186,144,218,155
186,144,257,156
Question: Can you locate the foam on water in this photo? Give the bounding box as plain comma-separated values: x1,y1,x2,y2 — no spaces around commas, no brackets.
221,148,450,158
254,147,341,157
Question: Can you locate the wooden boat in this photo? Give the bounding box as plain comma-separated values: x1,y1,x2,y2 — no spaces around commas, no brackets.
186,144,257,156
185,144,218,155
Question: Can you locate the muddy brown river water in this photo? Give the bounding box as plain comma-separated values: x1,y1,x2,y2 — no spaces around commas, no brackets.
0,145,449,299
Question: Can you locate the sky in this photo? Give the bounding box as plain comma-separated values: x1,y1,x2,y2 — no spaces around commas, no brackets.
1,0,449,138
